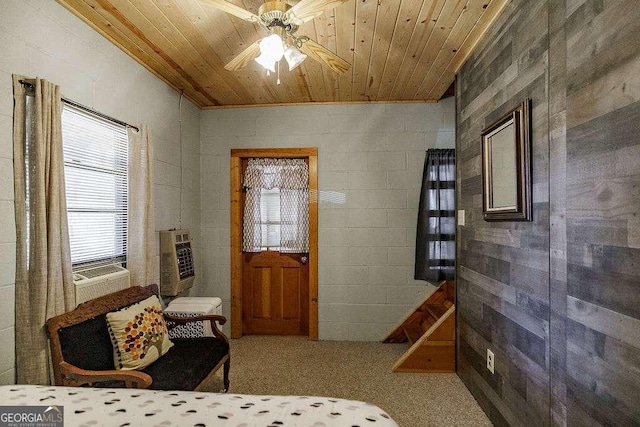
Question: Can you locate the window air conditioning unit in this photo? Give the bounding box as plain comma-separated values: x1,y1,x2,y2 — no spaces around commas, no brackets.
73,263,130,306
160,229,195,296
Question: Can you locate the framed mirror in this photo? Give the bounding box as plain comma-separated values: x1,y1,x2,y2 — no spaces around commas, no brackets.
481,99,532,221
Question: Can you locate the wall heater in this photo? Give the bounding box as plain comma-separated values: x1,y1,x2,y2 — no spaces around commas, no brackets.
160,229,195,296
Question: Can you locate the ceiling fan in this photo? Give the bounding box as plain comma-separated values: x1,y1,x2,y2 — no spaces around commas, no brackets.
200,0,351,75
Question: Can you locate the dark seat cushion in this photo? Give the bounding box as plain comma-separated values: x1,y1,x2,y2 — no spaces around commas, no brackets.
57,298,149,372
58,314,116,371
142,338,229,391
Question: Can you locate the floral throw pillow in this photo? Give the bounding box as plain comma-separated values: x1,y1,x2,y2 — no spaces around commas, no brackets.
106,295,174,370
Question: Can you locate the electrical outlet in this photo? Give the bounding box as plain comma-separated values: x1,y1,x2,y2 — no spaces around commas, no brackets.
487,349,495,374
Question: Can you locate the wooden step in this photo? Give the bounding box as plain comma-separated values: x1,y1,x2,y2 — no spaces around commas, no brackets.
391,341,455,373
419,313,437,330
426,291,446,305
424,303,449,319
384,328,408,343
402,324,425,344
399,312,438,344
382,280,456,373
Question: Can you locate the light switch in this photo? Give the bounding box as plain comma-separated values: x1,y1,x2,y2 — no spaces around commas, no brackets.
458,210,465,226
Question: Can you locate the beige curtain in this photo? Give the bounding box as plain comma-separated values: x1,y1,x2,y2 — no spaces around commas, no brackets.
127,125,156,286
13,75,75,385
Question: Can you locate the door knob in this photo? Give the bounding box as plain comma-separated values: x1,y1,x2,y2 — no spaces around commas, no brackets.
300,256,308,264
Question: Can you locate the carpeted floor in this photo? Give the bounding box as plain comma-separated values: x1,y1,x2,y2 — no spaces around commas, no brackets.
204,336,491,427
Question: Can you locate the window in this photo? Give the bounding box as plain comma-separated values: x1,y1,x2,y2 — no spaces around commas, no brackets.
260,188,281,250
61,105,128,267
415,149,456,282
257,186,306,251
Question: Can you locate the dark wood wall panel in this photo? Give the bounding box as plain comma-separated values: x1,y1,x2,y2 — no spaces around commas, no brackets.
555,0,640,425
547,0,568,421
458,0,640,425
456,0,551,424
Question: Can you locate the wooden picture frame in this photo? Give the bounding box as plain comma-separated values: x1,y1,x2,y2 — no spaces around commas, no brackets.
481,99,532,221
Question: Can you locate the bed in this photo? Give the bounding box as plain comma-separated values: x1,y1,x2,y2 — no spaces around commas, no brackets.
0,385,399,426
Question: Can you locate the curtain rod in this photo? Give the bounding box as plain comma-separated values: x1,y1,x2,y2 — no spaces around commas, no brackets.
19,79,139,132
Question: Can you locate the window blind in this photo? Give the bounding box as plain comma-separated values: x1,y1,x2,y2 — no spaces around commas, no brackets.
260,188,281,250
61,105,129,267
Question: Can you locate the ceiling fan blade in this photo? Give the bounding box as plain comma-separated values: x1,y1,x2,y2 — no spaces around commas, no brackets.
199,0,259,22
296,36,351,74
224,42,261,71
285,0,349,25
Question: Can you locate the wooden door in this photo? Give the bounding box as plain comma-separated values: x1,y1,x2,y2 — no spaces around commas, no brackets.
230,148,318,340
242,251,309,335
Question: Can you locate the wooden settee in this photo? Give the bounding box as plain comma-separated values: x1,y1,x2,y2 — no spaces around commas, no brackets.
46,284,230,391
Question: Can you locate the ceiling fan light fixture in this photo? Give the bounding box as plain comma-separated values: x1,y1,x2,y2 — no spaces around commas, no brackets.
259,34,284,62
255,52,277,72
284,45,307,71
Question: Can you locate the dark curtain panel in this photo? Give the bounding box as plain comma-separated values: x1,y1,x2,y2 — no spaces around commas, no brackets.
415,149,456,282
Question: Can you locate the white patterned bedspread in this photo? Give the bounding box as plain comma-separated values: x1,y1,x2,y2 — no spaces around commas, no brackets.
0,385,398,427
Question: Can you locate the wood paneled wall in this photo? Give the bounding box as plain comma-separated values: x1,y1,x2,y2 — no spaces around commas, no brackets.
549,0,640,424
456,0,640,425
456,1,551,424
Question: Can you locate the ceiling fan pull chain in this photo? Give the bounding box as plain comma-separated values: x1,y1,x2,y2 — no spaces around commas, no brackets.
277,61,281,85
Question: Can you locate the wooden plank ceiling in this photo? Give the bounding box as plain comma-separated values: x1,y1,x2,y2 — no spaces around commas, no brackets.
56,0,508,108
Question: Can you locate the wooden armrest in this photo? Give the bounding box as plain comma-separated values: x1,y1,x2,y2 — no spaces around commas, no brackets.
59,361,153,389
163,314,229,344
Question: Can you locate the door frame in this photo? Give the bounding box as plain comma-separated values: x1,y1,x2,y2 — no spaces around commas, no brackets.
230,148,318,340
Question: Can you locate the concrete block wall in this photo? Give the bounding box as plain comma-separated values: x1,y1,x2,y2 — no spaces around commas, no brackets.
0,0,201,384
0,0,455,384
199,100,455,340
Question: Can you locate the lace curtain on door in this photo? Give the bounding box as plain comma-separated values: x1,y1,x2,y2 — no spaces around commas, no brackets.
243,158,309,253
